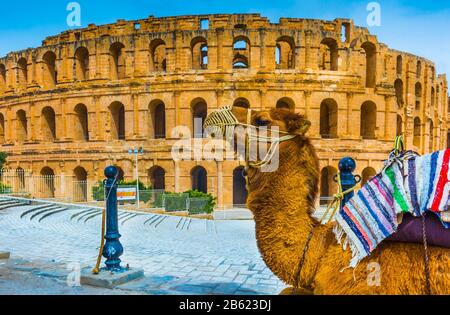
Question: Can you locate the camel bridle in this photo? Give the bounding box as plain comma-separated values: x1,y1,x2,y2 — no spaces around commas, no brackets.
204,106,298,172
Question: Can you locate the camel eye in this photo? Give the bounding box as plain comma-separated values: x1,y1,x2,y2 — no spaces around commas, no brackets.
255,118,271,127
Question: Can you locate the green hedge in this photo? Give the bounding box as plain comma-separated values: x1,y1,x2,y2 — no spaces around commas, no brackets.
164,193,189,212
0,182,12,194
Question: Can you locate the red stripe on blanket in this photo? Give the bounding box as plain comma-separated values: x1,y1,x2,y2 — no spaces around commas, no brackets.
343,204,374,250
431,149,450,211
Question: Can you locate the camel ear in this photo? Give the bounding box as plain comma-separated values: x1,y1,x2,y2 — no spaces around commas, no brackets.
284,113,311,135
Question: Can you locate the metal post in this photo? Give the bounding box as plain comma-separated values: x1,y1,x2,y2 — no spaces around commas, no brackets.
102,166,124,271
135,152,140,208
336,157,361,210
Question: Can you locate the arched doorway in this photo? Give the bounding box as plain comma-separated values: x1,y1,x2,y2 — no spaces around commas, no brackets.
150,100,166,139
191,37,208,69
191,166,207,193
320,38,339,71
360,101,377,139
233,98,250,109
320,99,338,138
16,110,28,142
73,166,88,202
40,167,55,198
150,39,167,72
42,51,57,88
110,42,126,80
74,104,89,141
16,167,25,191
192,99,207,138
109,102,125,140
361,42,377,88
41,106,56,142
276,98,295,111
233,167,248,206
232,37,250,69
148,166,165,190
413,117,421,148
75,47,89,81
275,37,294,69
361,167,377,186
0,114,5,144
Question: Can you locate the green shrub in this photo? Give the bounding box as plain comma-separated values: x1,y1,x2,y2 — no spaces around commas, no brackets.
164,193,189,212
0,182,12,194
184,190,216,214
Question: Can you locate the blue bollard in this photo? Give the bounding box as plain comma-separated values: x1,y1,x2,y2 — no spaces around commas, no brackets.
336,157,361,210
102,166,124,271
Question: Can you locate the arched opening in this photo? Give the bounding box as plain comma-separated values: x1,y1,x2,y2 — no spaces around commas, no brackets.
416,60,422,79
233,166,248,206
150,100,166,139
17,58,28,88
16,167,25,191
233,98,250,109
428,119,434,153
191,166,207,193
431,87,435,108
109,42,126,80
361,167,377,186
320,166,338,205
150,39,166,72
275,37,294,69
109,102,125,140
191,37,208,70
40,167,55,198
319,38,339,71
320,99,338,139
192,99,207,138
73,166,88,202
415,82,422,110
276,98,295,111
396,115,403,137
74,104,89,141
16,110,28,142
42,51,57,88
74,47,89,81
0,114,5,144
396,55,402,76
233,37,250,69
394,79,404,107
0,64,6,90
41,106,56,142
148,166,165,190
360,101,377,139
361,42,377,88
413,117,421,148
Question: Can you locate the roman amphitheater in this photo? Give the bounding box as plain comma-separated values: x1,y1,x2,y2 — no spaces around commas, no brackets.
0,14,448,207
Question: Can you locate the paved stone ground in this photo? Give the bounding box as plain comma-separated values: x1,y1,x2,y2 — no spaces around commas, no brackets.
0,204,287,295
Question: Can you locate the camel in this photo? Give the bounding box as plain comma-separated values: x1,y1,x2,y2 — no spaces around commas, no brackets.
212,106,450,295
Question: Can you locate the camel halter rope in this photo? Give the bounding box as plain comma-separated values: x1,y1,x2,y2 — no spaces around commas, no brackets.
203,106,298,175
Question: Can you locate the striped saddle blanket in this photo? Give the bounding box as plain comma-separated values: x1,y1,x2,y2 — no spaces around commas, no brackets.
334,149,450,268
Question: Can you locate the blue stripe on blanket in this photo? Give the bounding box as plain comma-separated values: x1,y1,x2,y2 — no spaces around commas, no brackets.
358,191,390,238
340,206,371,255
365,183,397,231
347,199,379,247
407,158,420,216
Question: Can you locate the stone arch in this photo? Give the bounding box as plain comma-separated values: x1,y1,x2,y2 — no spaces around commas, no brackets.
191,37,208,70
320,98,338,139
191,98,207,138
74,46,89,81
42,51,57,88
233,98,250,109
16,110,27,142
148,166,165,190
320,166,338,205
149,100,166,139
428,119,434,153
233,36,250,69
73,166,88,202
233,166,248,206
109,42,126,80
396,114,403,137
320,38,339,71
276,97,295,111
396,55,402,76
394,79,404,107
275,36,295,69
74,104,89,141
416,60,422,79
361,42,377,88
16,167,25,191
191,166,207,193
41,106,56,142
17,57,28,88
115,166,125,182
360,101,377,139
40,166,55,198
415,82,422,110
361,167,377,186
431,87,435,108
0,113,4,144
150,39,166,72
109,102,125,140
413,117,421,148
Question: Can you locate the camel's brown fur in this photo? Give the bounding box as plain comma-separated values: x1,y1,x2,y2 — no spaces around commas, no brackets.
230,106,450,295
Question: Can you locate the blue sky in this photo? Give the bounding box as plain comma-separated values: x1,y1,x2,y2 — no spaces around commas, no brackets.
1,0,449,76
